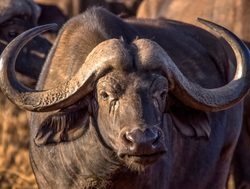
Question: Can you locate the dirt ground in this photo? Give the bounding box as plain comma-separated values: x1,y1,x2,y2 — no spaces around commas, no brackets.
0,92,37,189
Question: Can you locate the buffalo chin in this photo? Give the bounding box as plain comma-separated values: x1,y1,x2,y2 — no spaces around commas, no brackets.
121,152,165,172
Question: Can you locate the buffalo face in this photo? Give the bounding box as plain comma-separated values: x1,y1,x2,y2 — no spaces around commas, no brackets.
95,71,167,171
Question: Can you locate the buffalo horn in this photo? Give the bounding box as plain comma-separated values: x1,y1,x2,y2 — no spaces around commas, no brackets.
0,24,129,112
134,19,250,112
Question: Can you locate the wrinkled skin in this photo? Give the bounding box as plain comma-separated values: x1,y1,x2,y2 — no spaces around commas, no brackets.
31,69,172,189
30,67,242,189
96,72,168,172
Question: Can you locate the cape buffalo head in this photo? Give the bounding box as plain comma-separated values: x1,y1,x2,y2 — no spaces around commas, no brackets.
0,0,51,84
95,66,168,169
0,15,250,172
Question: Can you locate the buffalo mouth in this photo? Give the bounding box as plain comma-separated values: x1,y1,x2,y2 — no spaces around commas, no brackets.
119,151,166,169
126,152,165,164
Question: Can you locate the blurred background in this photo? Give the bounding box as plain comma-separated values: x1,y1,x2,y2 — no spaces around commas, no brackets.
0,0,249,188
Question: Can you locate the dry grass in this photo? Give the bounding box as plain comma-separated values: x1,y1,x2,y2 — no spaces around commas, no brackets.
0,92,37,189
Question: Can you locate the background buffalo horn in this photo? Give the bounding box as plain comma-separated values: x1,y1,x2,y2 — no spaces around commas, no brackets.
0,24,129,112
135,19,250,112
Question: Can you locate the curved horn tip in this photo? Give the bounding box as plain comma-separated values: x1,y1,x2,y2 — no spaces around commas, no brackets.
197,17,208,23
197,18,214,27
196,18,224,33
39,23,58,31
48,23,58,30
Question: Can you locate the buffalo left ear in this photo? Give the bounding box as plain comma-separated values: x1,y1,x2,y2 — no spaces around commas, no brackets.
34,108,90,146
169,105,211,138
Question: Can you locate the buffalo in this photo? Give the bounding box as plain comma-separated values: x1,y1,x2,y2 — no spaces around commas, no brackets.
1,7,250,189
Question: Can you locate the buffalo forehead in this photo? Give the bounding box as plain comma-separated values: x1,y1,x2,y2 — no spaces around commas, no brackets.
97,71,167,92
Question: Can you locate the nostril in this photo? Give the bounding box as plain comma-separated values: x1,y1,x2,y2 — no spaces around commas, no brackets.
122,131,135,144
123,128,162,146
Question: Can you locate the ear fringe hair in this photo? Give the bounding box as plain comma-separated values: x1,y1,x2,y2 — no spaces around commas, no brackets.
34,106,89,146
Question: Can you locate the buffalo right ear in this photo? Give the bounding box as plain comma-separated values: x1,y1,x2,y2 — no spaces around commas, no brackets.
34,107,90,146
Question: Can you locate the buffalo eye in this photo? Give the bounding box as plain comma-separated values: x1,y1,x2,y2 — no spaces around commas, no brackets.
100,91,109,100
153,89,167,102
160,90,167,100
1,16,31,40
8,30,19,38
152,89,168,112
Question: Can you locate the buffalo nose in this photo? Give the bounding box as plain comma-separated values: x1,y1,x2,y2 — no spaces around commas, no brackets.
123,128,161,151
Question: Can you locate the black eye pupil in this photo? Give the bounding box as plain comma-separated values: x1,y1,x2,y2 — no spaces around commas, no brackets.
8,31,18,38
101,92,109,99
160,91,166,99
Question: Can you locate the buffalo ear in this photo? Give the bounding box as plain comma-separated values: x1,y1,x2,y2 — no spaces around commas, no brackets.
169,105,211,138
34,108,89,146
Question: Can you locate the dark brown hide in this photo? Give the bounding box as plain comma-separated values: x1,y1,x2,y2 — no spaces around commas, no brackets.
233,96,250,188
